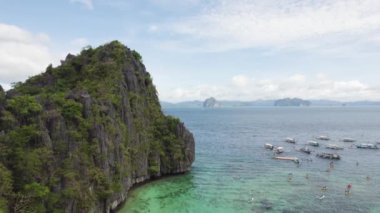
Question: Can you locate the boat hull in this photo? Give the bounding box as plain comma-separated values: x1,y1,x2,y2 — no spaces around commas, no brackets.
316,153,340,160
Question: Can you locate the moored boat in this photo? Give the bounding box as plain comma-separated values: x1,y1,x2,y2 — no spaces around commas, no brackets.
285,137,296,143
326,144,344,150
264,143,274,150
356,143,378,149
342,138,355,142
300,147,311,154
274,156,299,163
316,135,330,141
274,146,284,154
316,153,340,160
308,141,319,147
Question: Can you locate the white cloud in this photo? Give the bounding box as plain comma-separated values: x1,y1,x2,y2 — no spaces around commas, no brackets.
70,0,94,10
232,74,251,88
165,0,380,52
0,23,53,88
70,37,89,47
160,84,228,102
52,37,91,64
288,74,306,82
148,25,159,32
159,74,380,102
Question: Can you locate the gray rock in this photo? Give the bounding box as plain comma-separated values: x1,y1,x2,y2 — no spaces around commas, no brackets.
203,97,221,108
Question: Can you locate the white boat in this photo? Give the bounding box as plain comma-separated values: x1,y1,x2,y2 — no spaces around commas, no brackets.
300,147,311,154
308,141,319,147
274,156,299,164
316,135,330,141
326,144,344,150
264,143,274,150
274,146,284,154
285,137,296,143
316,153,341,160
356,143,378,149
342,138,355,142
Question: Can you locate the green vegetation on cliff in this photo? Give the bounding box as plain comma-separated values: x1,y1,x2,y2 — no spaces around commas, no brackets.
0,41,195,212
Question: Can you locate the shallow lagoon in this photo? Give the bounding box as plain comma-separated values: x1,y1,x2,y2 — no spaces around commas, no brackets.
121,107,380,213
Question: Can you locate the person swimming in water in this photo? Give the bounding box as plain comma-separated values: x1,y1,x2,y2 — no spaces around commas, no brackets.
288,173,293,182
329,161,334,169
345,183,352,195
317,194,325,200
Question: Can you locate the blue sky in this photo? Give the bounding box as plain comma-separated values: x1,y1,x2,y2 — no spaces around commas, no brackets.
1,0,380,102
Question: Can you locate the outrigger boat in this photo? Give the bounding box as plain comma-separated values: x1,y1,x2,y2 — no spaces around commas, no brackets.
308,140,319,147
273,146,284,154
300,147,311,154
273,156,299,164
264,143,274,150
326,144,344,150
356,143,379,149
285,137,296,144
316,135,330,141
316,153,340,160
342,138,355,142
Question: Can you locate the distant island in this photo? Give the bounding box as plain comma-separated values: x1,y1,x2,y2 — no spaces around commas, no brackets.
203,97,221,108
274,98,311,107
161,98,380,108
161,100,203,108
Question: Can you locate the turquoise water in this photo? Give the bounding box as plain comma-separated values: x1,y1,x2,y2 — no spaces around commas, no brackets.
120,107,380,213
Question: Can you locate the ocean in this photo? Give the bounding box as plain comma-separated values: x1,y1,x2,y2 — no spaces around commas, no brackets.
120,107,380,213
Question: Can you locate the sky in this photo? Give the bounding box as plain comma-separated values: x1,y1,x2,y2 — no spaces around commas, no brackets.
1,0,380,102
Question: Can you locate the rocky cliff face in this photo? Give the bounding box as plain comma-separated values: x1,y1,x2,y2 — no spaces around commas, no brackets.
0,41,195,212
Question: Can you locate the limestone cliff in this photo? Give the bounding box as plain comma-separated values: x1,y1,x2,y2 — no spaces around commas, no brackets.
0,41,195,212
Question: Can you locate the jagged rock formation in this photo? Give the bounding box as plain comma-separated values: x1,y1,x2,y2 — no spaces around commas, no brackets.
0,41,195,212
274,98,311,107
203,97,220,108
